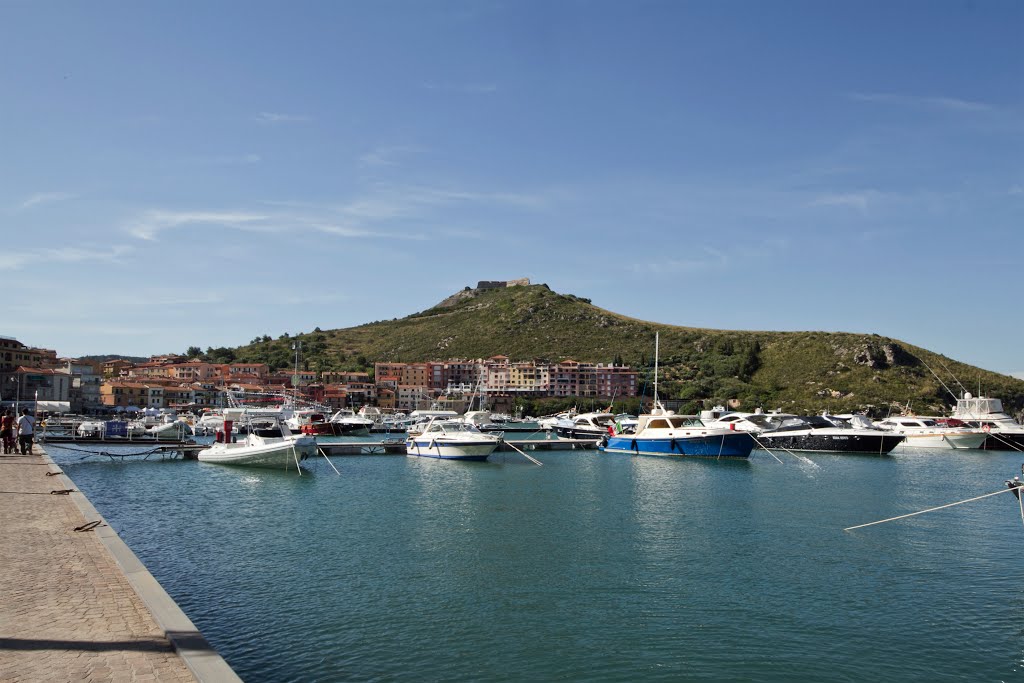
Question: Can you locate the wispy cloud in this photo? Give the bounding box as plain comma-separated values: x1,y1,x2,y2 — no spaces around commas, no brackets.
632,247,730,275
20,192,76,210
125,184,548,244
807,190,886,212
255,112,312,124
421,81,498,94
0,244,133,272
846,92,993,113
359,145,425,167
127,211,271,241
1009,185,1023,196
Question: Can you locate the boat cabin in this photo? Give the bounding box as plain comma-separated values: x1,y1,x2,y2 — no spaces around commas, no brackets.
876,418,940,431
636,414,706,432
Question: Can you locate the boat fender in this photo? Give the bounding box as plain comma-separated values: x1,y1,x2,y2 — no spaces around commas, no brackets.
631,439,638,454
670,439,685,455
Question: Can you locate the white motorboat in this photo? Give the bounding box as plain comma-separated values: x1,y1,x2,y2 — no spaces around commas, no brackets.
405,409,461,437
947,393,1024,451
146,418,193,441
874,416,987,450
405,418,502,461
537,411,574,430
477,412,545,433
198,409,317,470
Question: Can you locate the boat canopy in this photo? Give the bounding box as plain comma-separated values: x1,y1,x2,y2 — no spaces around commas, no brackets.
956,395,1003,415
35,400,71,413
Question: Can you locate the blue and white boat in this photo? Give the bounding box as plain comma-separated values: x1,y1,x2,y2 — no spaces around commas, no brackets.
601,410,756,458
599,331,755,459
405,417,502,461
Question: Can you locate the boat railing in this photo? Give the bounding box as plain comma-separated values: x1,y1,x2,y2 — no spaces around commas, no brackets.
38,417,144,443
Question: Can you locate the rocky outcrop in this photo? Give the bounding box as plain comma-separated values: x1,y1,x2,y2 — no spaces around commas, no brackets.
851,341,919,370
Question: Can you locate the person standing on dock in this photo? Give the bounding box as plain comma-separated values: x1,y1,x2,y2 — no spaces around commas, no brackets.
1,410,15,454
16,408,35,455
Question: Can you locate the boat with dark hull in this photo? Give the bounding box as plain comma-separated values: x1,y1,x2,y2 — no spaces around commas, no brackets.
756,415,904,454
554,412,616,441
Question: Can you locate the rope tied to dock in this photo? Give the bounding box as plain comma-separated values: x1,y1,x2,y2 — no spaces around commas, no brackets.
50,489,76,495
47,444,169,460
73,520,105,532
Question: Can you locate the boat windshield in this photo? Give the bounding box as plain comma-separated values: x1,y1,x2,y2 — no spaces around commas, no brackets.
668,416,705,428
745,414,778,429
769,416,836,431
428,421,479,434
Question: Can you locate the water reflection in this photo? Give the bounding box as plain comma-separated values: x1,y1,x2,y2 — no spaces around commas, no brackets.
43,442,1024,682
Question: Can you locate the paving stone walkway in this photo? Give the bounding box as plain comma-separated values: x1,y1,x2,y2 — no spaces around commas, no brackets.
0,449,198,682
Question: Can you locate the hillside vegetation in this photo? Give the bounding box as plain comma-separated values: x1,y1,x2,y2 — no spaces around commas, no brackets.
200,284,1024,417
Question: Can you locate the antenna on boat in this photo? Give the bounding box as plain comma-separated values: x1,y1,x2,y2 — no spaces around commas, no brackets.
292,341,302,408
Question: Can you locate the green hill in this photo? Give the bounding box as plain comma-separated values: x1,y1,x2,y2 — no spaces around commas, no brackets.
204,283,1024,417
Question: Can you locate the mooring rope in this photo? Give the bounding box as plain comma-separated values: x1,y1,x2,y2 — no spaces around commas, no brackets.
844,488,1015,531
46,444,166,459
749,438,786,464
986,431,1024,453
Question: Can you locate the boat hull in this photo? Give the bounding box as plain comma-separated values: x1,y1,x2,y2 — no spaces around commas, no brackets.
758,432,904,454
405,438,498,461
555,426,606,440
980,432,1024,451
601,432,755,459
480,423,544,433
332,423,371,437
147,424,192,441
895,432,988,450
198,438,316,469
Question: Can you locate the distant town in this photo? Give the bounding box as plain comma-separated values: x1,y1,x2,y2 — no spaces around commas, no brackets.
0,335,638,415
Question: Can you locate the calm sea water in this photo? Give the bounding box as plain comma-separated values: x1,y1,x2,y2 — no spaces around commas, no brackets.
48,443,1024,682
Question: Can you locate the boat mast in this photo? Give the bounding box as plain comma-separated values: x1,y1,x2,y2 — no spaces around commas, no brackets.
292,341,302,409
653,331,660,411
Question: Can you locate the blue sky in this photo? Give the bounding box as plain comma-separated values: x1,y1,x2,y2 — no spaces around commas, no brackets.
2,1,1022,377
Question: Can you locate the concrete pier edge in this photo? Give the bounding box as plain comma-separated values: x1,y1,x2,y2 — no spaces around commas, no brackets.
42,448,242,682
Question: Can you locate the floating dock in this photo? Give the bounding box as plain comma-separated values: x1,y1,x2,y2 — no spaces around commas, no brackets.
0,446,239,681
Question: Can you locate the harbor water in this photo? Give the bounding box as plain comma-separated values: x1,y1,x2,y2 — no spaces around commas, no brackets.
48,444,1024,682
